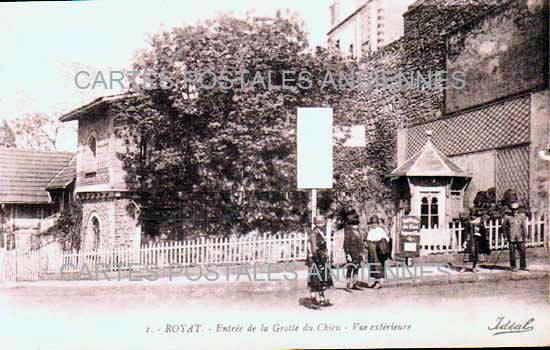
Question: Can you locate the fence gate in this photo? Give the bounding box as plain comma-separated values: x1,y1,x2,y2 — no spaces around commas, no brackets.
0,248,40,283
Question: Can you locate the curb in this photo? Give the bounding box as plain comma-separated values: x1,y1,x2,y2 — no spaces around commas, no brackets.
2,270,548,291
381,270,549,289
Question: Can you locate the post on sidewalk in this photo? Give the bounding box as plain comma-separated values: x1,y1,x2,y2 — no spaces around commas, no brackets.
297,107,333,256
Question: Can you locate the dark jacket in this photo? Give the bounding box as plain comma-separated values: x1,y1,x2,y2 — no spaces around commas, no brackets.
503,215,527,242
308,226,328,261
343,226,363,261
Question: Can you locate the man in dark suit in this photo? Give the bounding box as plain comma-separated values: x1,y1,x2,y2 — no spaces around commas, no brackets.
343,209,363,290
503,203,528,271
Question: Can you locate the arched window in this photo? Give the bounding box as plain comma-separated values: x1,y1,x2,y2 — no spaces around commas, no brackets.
91,217,100,250
88,136,96,158
86,214,101,251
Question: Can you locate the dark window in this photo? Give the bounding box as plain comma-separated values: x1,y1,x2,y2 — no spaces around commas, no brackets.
430,198,439,228
421,197,429,229
420,195,440,229
91,217,100,250
89,136,96,158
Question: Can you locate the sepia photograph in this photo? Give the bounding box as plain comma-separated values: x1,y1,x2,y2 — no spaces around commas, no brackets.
0,0,549,349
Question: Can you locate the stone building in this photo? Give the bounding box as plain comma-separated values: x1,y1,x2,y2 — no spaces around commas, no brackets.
327,0,415,57
60,95,141,251
396,0,550,213
340,0,549,216
0,148,74,249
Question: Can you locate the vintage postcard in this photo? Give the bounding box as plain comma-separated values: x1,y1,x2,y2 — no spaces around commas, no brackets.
1,0,549,349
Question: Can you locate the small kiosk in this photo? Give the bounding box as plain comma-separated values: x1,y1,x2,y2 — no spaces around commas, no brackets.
389,131,472,258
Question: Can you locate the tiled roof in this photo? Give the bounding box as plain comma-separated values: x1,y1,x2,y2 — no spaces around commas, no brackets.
46,155,76,190
59,93,139,122
390,137,471,178
0,148,74,203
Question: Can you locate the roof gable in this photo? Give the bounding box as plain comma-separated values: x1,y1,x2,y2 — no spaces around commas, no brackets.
390,138,470,178
46,155,76,190
0,148,74,203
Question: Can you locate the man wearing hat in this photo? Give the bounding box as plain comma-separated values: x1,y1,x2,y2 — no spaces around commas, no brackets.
503,202,528,271
366,215,390,289
343,209,363,290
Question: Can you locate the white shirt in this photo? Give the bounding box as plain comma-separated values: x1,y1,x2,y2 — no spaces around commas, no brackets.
367,226,389,241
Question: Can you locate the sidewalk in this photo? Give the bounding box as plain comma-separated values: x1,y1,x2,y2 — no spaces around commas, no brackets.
381,256,550,289
1,255,549,290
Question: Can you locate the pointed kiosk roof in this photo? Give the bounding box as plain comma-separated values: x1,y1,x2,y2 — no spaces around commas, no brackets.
389,132,471,178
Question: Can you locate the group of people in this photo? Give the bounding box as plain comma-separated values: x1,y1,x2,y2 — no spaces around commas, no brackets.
305,209,391,308
306,201,530,308
458,201,528,273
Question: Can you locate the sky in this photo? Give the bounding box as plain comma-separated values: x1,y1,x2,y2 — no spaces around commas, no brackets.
0,0,331,151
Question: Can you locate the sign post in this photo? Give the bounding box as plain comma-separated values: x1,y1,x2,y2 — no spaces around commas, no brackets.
398,216,421,265
297,107,333,254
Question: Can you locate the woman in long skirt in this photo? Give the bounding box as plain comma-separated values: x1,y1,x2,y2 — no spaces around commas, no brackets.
461,211,488,272
306,215,334,307
366,215,390,289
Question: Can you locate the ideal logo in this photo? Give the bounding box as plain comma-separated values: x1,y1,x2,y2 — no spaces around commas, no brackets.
488,316,534,336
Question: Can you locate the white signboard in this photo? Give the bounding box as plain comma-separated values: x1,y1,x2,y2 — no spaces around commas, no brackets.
297,107,333,189
404,242,417,252
334,125,366,147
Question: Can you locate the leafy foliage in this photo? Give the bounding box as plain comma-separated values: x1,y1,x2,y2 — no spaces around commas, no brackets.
10,112,70,151
43,200,83,250
114,13,397,236
0,120,16,148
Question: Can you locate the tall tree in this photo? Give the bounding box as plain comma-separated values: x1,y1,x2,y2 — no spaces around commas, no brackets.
115,13,396,236
10,112,68,151
0,120,16,148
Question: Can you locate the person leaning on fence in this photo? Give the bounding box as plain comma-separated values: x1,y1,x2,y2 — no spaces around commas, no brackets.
343,209,363,290
306,215,334,308
503,203,528,271
366,215,390,289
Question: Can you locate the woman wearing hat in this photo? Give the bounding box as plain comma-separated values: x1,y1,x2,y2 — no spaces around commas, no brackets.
366,215,390,289
306,215,333,307
460,210,487,272
343,209,363,290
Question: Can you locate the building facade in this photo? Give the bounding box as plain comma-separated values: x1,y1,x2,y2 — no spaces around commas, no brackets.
59,95,141,251
327,0,415,58
0,148,74,249
396,0,550,213
328,0,549,220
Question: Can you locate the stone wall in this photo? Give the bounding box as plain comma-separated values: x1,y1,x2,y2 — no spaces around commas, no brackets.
81,199,115,251
338,39,406,142
394,0,549,207
402,0,507,126
80,197,141,250
114,198,139,249
77,111,111,188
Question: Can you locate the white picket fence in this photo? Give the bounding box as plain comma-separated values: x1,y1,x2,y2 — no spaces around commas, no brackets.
2,232,309,278
418,214,546,255
0,248,41,282
0,214,546,282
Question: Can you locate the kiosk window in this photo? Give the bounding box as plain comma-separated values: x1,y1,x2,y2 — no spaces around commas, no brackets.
421,196,439,229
